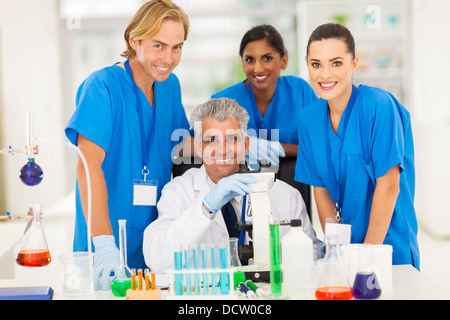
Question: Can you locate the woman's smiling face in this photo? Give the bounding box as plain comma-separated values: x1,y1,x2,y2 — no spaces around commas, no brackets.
307,38,358,108
241,38,288,93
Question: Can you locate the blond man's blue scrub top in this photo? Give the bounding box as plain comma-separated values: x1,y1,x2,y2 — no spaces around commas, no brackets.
295,85,419,269
211,75,317,143
65,63,190,269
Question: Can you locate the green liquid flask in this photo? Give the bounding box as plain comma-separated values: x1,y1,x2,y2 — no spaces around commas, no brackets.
269,223,282,296
111,219,131,297
230,237,246,289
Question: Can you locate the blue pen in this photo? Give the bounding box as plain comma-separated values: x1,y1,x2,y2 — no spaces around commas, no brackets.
210,246,218,295
184,245,192,295
192,244,201,295
219,244,230,294
201,243,209,295
174,245,183,295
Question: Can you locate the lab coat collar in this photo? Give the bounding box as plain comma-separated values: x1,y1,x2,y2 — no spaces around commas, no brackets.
194,165,212,193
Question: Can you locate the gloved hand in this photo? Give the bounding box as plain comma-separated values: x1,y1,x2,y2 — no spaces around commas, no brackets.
92,235,120,290
203,174,257,213
247,136,285,169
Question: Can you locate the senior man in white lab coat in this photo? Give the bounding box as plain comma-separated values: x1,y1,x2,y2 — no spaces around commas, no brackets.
143,98,323,272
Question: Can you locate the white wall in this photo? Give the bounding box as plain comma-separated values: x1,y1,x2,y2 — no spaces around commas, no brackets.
0,0,70,214
411,0,450,237
0,0,448,239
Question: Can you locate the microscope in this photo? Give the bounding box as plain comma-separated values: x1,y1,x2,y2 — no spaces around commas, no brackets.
236,162,278,282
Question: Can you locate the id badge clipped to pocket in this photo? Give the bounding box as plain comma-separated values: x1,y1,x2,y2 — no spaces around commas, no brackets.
324,206,352,245
133,180,158,206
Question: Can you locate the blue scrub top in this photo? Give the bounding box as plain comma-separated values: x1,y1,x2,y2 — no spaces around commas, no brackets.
295,85,420,269
211,75,317,144
65,64,190,269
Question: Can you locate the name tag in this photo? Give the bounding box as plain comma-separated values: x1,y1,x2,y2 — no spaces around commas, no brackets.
133,180,158,206
325,217,352,245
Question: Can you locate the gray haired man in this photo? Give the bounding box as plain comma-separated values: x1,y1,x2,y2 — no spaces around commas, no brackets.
143,98,321,272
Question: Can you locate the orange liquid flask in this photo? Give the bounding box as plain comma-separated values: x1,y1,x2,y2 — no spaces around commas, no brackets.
315,236,353,300
16,249,51,267
315,286,354,300
15,205,51,267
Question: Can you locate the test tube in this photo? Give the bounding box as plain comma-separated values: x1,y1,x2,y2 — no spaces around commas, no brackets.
211,245,218,295
151,272,156,290
131,268,137,290
184,245,192,295
201,243,209,295
137,268,143,290
193,244,201,295
174,244,184,295
144,268,150,290
219,243,230,295
269,216,282,296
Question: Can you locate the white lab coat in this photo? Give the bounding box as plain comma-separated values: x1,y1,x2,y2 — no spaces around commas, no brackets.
143,166,322,273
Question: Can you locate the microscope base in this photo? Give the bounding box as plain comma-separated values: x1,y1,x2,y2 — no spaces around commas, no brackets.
242,265,270,283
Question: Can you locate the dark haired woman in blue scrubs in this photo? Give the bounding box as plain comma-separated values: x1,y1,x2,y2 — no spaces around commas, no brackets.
295,23,419,269
212,24,317,167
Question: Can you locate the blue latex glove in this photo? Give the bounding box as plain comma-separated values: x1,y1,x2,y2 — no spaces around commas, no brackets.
203,174,257,213
92,235,120,290
247,136,285,169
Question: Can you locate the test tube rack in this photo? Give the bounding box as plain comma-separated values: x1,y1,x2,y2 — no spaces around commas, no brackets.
126,289,161,300
126,268,161,300
166,268,238,300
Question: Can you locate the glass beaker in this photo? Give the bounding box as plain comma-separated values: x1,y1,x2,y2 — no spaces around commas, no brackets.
352,244,381,299
229,237,245,289
15,205,51,267
60,251,94,296
315,236,353,300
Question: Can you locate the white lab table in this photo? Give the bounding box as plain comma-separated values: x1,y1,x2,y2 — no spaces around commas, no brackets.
1,197,448,300
0,264,447,300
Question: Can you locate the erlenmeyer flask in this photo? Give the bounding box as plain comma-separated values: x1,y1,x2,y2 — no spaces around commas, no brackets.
111,219,131,297
315,235,353,300
15,205,51,267
229,237,245,288
115,219,131,279
353,244,381,299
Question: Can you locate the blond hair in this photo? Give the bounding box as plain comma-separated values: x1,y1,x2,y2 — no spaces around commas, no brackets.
121,0,189,59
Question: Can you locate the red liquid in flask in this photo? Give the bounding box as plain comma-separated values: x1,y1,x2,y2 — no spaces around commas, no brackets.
315,286,353,300
16,249,51,267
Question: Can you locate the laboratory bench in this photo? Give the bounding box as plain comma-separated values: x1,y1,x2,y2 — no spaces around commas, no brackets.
0,264,447,300
1,196,448,300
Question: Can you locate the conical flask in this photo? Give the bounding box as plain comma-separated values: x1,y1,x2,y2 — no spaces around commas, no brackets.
111,219,132,297
229,237,245,289
115,219,131,279
15,205,51,267
353,244,382,299
315,235,353,300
